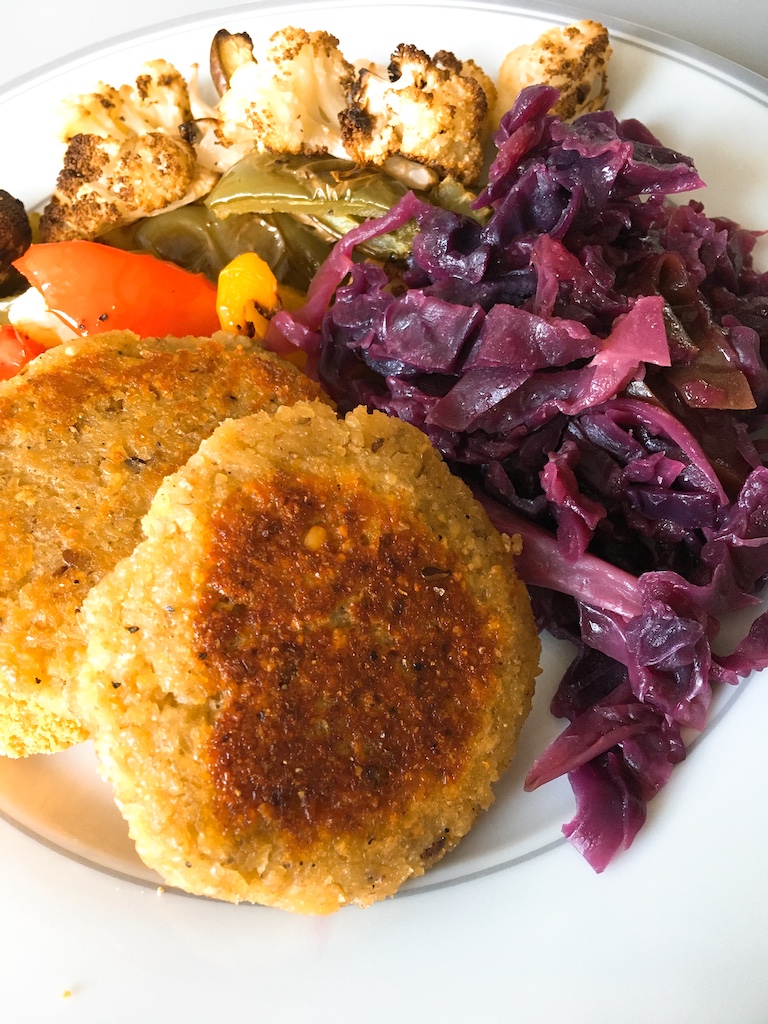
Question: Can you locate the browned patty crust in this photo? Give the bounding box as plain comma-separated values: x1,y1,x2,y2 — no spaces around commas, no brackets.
77,401,540,913
204,470,499,842
0,330,326,757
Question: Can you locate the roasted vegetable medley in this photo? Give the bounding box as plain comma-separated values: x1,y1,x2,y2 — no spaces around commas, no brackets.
7,19,768,876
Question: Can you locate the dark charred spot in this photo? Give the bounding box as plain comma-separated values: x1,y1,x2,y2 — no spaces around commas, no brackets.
421,835,447,860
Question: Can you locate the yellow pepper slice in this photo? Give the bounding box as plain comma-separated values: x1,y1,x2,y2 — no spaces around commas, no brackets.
216,252,281,338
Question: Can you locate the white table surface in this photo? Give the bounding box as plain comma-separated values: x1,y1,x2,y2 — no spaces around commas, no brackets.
2,3,768,1022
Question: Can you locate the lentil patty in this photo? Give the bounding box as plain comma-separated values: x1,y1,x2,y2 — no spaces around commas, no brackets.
0,330,325,756
77,400,540,913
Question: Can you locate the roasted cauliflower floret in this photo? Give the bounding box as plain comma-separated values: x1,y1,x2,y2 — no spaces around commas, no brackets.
39,60,218,242
57,59,194,138
451,52,498,136
338,45,491,188
495,20,612,123
213,27,356,164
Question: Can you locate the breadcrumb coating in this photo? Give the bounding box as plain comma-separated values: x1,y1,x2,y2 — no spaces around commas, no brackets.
0,330,326,757
77,401,540,913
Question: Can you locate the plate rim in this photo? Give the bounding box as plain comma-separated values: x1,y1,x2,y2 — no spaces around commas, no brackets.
2,0,767,103
1,0,767,901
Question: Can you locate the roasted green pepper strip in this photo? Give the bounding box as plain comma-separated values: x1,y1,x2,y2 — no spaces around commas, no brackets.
205,153,421,260
206,152,410,219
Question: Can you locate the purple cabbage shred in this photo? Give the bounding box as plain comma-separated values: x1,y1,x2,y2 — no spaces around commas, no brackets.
266,84,768,872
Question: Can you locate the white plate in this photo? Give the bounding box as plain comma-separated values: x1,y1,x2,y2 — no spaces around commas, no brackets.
1,3,768,1020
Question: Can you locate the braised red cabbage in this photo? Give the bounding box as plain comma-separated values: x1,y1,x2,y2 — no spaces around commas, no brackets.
267,84,768,871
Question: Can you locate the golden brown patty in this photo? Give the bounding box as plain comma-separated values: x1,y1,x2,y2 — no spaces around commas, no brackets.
77,400,540,914
0,330,326,757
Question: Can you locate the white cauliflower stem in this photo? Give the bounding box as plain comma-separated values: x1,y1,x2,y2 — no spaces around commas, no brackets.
495,20,612,123
40,60,218,242
214,27,356,162
338,45,493,187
